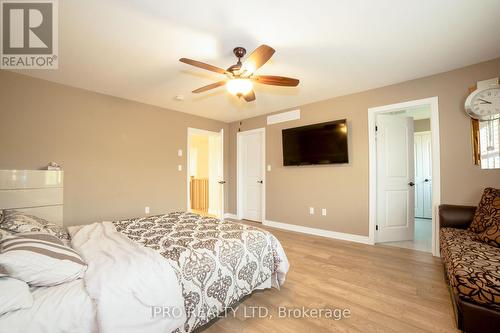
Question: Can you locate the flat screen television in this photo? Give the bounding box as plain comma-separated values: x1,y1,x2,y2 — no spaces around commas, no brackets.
282,119,348,166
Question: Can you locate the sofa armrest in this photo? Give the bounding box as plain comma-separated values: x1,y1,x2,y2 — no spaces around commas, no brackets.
439,204,476,229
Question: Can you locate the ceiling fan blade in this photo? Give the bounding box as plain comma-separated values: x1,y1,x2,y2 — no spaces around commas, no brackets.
192,81,226,93
253,75,299,87
243,89,256,102
179,58,227,75
242,45,275,73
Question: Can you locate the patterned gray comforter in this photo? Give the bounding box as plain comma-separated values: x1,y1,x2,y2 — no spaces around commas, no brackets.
113,212,289,332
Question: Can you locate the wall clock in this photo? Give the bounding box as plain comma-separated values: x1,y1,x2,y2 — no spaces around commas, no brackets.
465,83,500,120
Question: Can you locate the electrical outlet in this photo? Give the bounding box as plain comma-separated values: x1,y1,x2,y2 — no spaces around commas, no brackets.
322,208,327,216
145,206,150,214
309,207,314,215
178,149,183,157
267,165,271,172
178,164,182,171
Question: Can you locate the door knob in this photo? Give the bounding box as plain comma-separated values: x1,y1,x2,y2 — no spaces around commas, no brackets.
257,180,263,184
408,182,415,186
218,180,226,184
424,179,429,182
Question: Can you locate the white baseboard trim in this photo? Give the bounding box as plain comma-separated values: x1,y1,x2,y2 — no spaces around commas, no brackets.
263,219,373,245
224,213,238,219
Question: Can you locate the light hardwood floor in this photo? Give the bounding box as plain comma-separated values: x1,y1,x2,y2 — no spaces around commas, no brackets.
201,220,458,333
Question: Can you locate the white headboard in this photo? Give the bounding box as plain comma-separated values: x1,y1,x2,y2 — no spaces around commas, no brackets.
0,170,64,225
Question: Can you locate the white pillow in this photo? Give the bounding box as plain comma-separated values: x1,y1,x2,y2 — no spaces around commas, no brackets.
0,277,33,315
0,233,86,286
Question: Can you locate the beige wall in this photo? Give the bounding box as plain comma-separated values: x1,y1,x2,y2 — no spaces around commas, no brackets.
0,71,228,226
2,58,499,233
414,118,431,132
228,57,500,236
189,135,209,178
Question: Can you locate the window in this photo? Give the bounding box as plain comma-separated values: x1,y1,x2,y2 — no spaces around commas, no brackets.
478,118,500,169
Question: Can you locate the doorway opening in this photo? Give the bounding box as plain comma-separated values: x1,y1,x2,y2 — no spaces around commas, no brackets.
368,97,441,255
187,128,224,218
237,128,266,222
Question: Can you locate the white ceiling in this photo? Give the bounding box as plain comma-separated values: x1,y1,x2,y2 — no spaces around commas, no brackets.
16,0,500,122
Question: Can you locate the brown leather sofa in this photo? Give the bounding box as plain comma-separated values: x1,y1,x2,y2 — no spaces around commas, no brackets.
439,204,500,333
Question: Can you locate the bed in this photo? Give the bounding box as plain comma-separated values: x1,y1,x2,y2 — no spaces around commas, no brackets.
0,211,289,333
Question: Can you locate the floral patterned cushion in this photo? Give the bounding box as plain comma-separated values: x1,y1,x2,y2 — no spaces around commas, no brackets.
440,227,500,310
0,228,14,241
478,220,500,248
1,210,46,233
468,187,500,233
0,210,70,244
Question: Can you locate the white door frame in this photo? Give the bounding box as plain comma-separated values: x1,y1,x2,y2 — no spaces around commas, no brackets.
186,127,224,216
368,97,441,256
237,128,266,222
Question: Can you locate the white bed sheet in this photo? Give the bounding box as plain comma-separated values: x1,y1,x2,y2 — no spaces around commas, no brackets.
0,279,97,333
70,222,186,333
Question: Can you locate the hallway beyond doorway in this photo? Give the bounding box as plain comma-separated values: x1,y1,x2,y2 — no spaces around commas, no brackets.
382,218,432,253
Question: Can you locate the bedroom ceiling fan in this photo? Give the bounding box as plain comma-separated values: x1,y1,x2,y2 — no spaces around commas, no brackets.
179,45,299,102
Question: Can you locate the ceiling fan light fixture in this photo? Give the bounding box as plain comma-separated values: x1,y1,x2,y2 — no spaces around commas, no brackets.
242,62,256,74
179,44,298,102
226,79,253,96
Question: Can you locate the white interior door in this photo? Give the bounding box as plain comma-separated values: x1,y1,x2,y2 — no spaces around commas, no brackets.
414,134,424,218
208,129,224,218
414,132,432,219
421,132,432,219
376,115,415,243
240,130,264,222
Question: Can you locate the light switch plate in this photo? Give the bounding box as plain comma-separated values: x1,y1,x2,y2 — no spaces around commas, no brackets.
309,207,314,215
178,165,182,171
267,165,271,172
178,149,183,157
322,208,327,216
